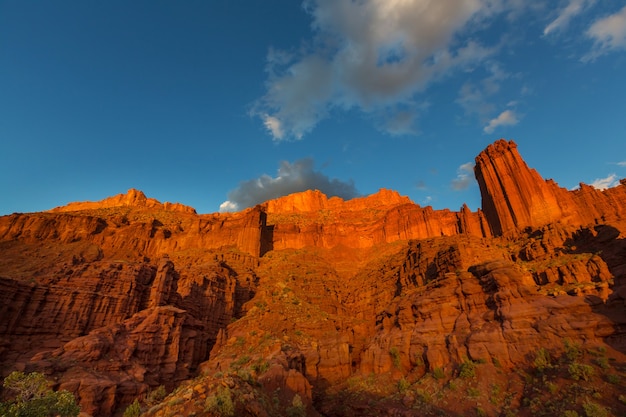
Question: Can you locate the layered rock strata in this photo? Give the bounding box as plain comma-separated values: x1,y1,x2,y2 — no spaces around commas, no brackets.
0,139,625,416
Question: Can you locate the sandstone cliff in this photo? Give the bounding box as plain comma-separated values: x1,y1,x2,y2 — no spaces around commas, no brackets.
1,139,625,417
475,139,626,235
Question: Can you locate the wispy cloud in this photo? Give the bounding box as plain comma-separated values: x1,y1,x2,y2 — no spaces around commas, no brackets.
483,109,519,134
543,0,596,36
456,62,510,122
583,5,626,61
590,173,619,190
253,0,505,140
219,158,358,212
451,162,476,191
617,161,626,167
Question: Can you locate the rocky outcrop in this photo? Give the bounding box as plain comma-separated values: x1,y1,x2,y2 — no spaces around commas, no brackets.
0,253,258,415
1,139,625,416
49,188,197,214
475,139,626,235
267,193,492,250
264,188,412,213
30,306,204,416
0,204,267,259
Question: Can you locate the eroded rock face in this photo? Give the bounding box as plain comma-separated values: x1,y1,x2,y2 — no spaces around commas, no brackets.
475,139,626,235
1,139,625,416
49,188,197,214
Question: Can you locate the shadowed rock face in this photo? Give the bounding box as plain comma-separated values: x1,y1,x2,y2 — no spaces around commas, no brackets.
1,139,625,417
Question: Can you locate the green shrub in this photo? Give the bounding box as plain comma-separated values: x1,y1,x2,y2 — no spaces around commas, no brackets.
205,386,234,417
561,411,580,417
582,401,608,417
432,367,445,379
123,399,142,417
459,358,476,379
593,357,609,369
252,360,270,374
467,387,480,398
606,374,620,384
231,355,251,368
397,378,410,393
286,394,306,417
564,340,583,363
146,385,167,406
533,348,552,372
489,383,502,404
568,363,594,381
389,347,401,368
1,371,80,417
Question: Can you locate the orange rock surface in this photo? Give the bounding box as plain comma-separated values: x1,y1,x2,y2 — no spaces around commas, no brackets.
1,139,625,416
475,139,626,235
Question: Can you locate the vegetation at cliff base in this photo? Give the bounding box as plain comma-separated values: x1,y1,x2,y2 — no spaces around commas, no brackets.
0,371,80,417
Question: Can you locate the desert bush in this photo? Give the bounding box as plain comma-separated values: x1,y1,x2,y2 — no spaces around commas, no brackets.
123,399,142,417
533,348,552,372
205,386,234,417
582,401,608,417
1,371,80,417
568,362,594,381
146,385,167,406
231,354,250,368
397,378,410,393
606,374,620,384
286,394,306,417
467,387,480,398
389,347,401,368
432,367,445,379
593,357,610,369
459,358,476,379
564,340,583,363
252,360,270,374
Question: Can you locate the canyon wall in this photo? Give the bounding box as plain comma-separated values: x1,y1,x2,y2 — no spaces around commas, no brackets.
475,139,626,235
1,139,625,416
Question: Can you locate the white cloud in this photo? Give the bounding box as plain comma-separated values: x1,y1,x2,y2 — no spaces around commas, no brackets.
219,200,239,213
483,109,519,134
590,173,619,190
219,158,358,212
263,115,285,140
451,162,476,190
543,0,596,36
583,5,626,61
253,0,506,140
617,161,626,167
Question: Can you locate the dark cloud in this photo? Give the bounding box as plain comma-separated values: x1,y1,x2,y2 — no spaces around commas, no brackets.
219,158,358,212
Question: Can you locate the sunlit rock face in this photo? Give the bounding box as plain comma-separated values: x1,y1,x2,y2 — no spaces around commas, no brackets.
1,139,625,416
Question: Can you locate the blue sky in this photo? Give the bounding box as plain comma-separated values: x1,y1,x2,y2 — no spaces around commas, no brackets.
1,0,625,215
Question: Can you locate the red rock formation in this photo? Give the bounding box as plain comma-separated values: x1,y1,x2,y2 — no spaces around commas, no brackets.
475,139,626,235
50,188,197,214
264,188,412,213
1,139,625,416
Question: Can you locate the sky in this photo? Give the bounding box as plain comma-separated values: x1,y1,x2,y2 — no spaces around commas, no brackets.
1,0,625,215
